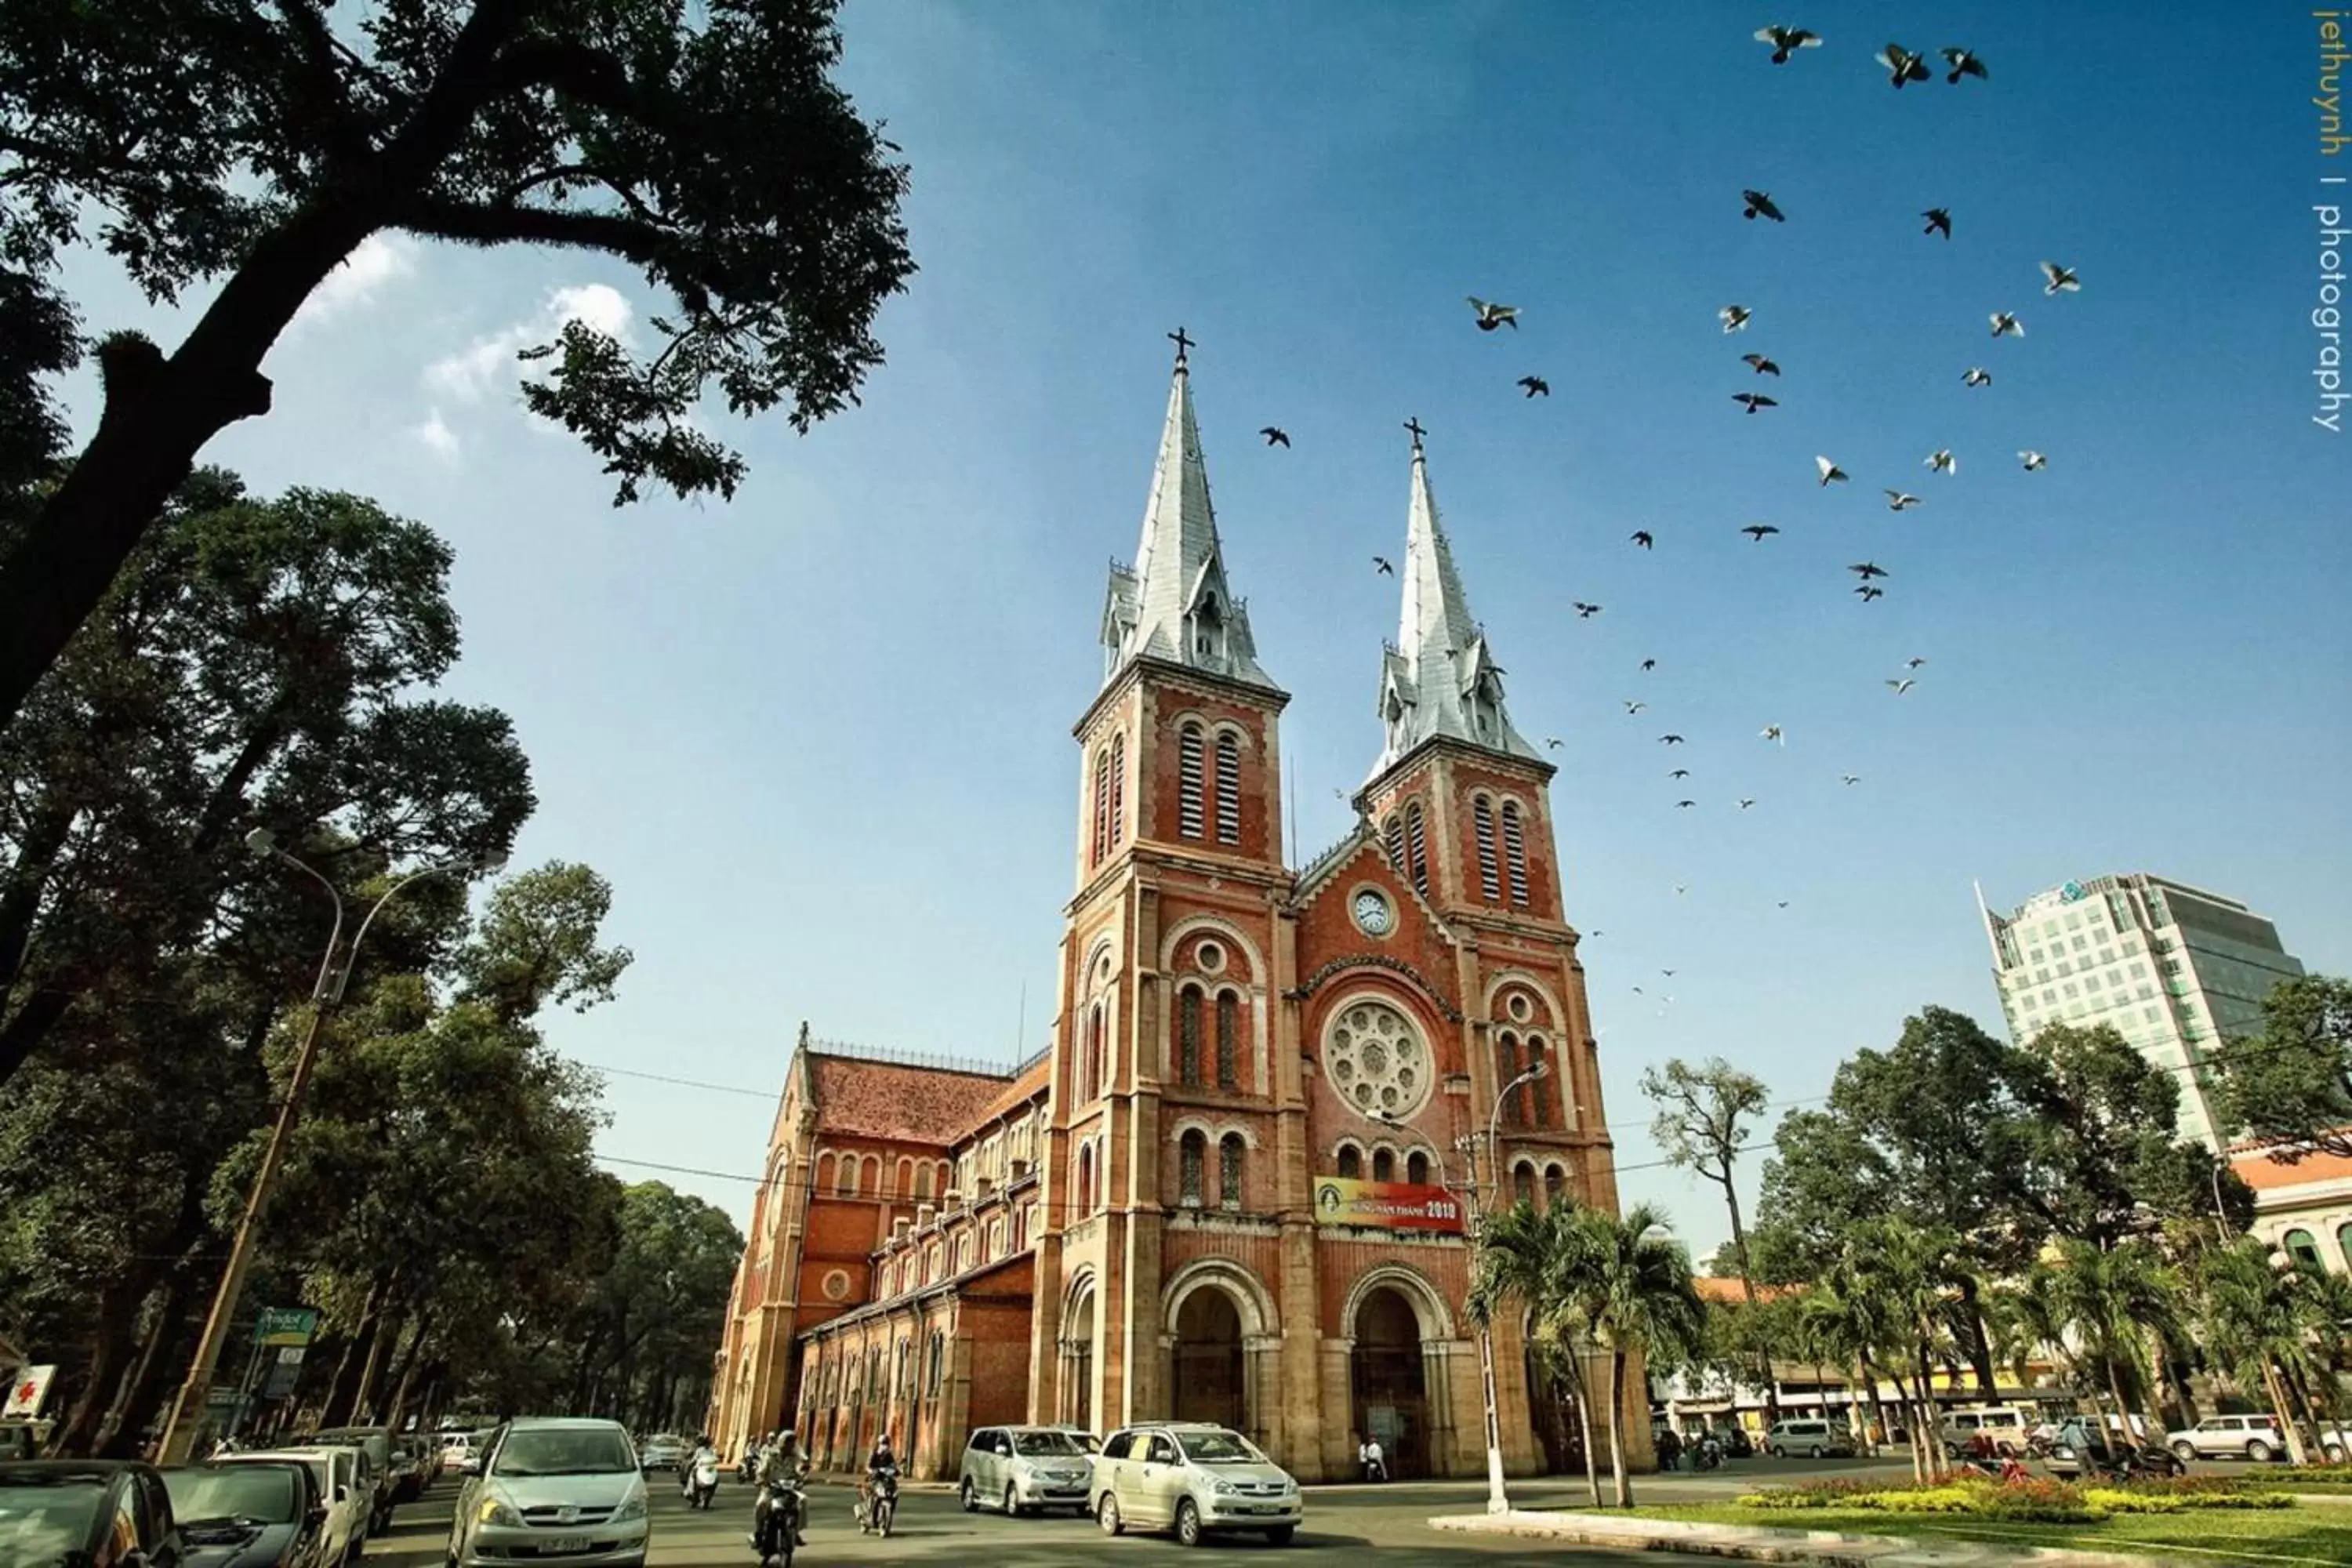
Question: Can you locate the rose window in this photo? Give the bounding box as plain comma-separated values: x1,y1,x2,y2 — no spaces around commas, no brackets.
1326,1000,1430,1120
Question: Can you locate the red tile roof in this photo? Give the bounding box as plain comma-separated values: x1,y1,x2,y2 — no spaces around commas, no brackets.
974,1058,1051,1127
808,1054,1011,1145
1693,1276,1795,1304
2230,1142,2352,1192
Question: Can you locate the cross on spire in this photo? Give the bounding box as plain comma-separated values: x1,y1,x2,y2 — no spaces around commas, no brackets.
1167,326,1194,368
1403,416,1427,453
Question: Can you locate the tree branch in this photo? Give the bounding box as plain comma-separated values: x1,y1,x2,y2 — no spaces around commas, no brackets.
401,197,673,269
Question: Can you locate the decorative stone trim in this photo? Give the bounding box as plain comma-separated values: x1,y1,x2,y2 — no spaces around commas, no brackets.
1284,954,1463,1022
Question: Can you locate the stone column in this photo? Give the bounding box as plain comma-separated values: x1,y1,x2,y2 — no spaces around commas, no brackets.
1318,1338,1356,1483
1421,1338,1461,1477
1243,1334,1280,1457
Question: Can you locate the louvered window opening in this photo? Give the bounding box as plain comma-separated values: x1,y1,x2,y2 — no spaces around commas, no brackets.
1109,734,1125,846
1091,748,1111,866
1219,1135,1244,1210
1215,993,1239,1089
1473,797,1501,902
1180,1131,1204,1205
1384,815,1406,874
1405,803,1428,894
1178,989,1203,1087
1214,733,1241,844
1178,724,1205,838
1501,801,1528,906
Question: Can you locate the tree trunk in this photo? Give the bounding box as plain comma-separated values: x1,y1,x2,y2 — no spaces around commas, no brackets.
1953,1274,1998,1397
384,1310,433,1432
1606,1352,1632,1508
98,1272,201,1458
2104,1356,2138,1450
1570,1360,1603,1509
321,1278,387,1428
350,1307,398,1424
2260,1361,2312,1465
52,1287,141,1456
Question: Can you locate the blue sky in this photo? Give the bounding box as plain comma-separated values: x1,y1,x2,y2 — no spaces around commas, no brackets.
49,2,2351,1255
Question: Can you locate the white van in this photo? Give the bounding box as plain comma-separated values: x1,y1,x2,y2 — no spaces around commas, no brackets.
1937,1406,2031,1454
1763,1417,1857,1459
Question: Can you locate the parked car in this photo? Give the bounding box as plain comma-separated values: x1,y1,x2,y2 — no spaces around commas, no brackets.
957,1425,1095,1516
448,1418,649,1568
1762,1417,1857,1459
0,1459,187,1567
1711,1423,1755,1459
634,1433,687,1475
307,1428,394,1533
1938,1406,2032,1457
1090,1422,1301,1548
216,1447,367,1568
163,1459,330,1568
1049,1424,1102,1456
2167,1413,2292,1464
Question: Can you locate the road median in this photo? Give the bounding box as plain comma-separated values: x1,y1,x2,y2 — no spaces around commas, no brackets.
1428,1508,2193,1566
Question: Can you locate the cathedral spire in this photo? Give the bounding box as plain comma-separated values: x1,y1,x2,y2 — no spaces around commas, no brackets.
1099,334,1276,692
1371,423,1541,777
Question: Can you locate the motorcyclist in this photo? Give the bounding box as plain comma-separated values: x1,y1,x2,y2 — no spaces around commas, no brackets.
688,1433,720,1504
753,1428,809,1551
858,1433,897,1525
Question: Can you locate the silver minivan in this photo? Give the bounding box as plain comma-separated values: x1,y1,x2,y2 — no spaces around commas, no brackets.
1763,1417,1857,1459
1090,1422,1301,1547
958,1425,1095,1516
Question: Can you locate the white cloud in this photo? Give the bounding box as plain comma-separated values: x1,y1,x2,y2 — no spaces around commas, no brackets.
291,234,414,328
412,408,460,461
424,284,635,404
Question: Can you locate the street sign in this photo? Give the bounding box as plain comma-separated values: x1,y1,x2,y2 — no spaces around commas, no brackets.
260,1347,306,1401
253,1308,320,1348
4,1365,56,1420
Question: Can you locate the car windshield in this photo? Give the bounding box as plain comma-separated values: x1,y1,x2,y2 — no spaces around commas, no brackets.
1177,1431,1261,1464
493,1428,636,1477
0,1477,105,1567
165,1467,299,1525
1013,1432,1081,1457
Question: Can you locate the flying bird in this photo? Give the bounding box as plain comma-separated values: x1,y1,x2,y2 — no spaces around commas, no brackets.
1849,561,1889,579
1905,656,1928,669
1922,208,1952,239
1841,774,1861,786
1662,969,1679,978
1259,426,1290,448
1624,700,1647,715
1741,353,1780,376
1630,530,1653,549
1737,799,1757,810
1816,456,1849,486
1940,46,1989,83
1468,297,1519,331
1545,737,1564,750
1990,311,2025,338
1741,189,1787,223
1640,659,1657,671
1755,25,1824,64
1518,375,1552,397
2040,260,2081,295
1632,985,1645,996
1668,768,1690,779
1573,601,1603,619
1741,524,1780,541
1733,392,1779,413
1855,584,1885,601
1886,678,1916,695
2019,449,2048,470
1373,556,1394,575
1674,884,1688,895
1777,900,1791,909
1877,42,1931,88
1761,724,1784,744
1675,800,1696,809
1963,367,1993,387
1719,303,1752,333
1660,734,1686,746
1884,489,1923,511
1926,448,1956,475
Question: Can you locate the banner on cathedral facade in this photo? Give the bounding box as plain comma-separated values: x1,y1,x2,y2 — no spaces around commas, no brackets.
1310,1178,1466,1234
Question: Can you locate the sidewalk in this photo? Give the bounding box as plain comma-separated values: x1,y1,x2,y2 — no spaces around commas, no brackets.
1429,1509,2190,1568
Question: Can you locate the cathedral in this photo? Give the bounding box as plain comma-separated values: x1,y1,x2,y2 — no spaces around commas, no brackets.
706,344,1639,1484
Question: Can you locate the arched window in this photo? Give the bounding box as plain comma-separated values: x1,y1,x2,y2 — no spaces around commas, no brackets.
913,1163,933,1200
927,1331,945,1396
1179,1130,1206,1206
1371,1147,1396,1183
1404,801,1429,894
1220,1134,1245,1210
1091,746,1111,866
1473,797,1501,901
1544,1163,1567,1209
1178,722,1206,838
2285,1228,2324,1272
1084,1003,1105,1103
1337,1143,1363,1180
837,1157,860,1197
1513,1160,1537,1208
1384,814,1406,874
1406,1149,1430,1185
1215,992,1240,1090
1178,987,1204,1088
1109,733,1125,847
1214,731,1242,844
1501,801,1530,906
1497,1032,1522,1127
1523,1034,1549,1127
2340,1222,2352,1272
1076,1143,1095,1215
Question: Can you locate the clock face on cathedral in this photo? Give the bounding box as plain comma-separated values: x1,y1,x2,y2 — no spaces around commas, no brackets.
1351,889,1395,937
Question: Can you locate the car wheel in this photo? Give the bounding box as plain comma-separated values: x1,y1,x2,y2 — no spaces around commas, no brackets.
1097,1494,1123,1536
960,1479,978,1513
2171,1441,2196,1461
2248,1439,2275,1463
1809,1445,1824,1460
1004,1483,1022,1518
1174,1498,1203,1548
2326,1443,2347,1465
1768,1445,1783,1458
1265,1524,1296,1545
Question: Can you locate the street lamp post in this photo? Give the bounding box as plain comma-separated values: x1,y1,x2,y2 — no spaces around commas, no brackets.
156,831,485,1465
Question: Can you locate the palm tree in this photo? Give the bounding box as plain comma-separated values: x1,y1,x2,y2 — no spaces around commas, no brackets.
2050,1239,2183,1448
1844,1217,1970,1480
1796,1270,1893,1454
2194,1240,2318,1464
1469,1200,1603,1508
1988,1260,2107,1436
1562,1203,1704,1508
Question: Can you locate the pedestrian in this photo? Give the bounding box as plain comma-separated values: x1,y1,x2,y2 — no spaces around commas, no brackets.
1362,1434,1386,1483
1656,1426,1680,1471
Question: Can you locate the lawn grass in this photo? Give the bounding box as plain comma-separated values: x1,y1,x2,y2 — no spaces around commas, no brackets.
1630,1501,2352,1565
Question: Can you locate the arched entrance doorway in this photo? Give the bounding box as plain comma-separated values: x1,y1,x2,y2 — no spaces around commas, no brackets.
1525,1335,1588,1476
1171,1288,1245,1429
1351,1286,1430,1478
1061,1286,1097,1432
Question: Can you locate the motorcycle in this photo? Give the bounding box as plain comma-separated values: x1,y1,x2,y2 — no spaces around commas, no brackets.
2048,1438,2185,1483
687,1456,720,1511
752,1476,805,1567
1692,1437,1723,1472
855,1464,898,1537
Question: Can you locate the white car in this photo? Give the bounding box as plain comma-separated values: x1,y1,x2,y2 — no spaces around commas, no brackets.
2165,1414,2350,1465
219,1445,369,1566
958,1425,1095,1515
1090,1422,1301,1548
451,1418,650,1568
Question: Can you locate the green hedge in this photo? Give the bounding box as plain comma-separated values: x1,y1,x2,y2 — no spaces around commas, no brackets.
1731,1475,2290,1525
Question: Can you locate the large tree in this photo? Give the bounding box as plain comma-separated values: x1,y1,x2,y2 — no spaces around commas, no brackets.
2211,975,2352,1160
1640,1057,1769,1295
0,0,915,731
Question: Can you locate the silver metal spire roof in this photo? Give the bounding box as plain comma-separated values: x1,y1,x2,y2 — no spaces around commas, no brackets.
1099,342,1276,692
1369,426,1541,777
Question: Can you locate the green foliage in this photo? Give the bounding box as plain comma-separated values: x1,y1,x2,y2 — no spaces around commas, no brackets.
1729,1475,2293,1524
2211,976,2352,1160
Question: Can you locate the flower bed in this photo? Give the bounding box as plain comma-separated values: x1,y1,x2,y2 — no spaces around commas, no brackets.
1731,1474,2289,1524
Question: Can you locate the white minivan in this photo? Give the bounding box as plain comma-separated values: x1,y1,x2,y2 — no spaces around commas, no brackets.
1763,1417,1857,1459
1938,1406,2031,1455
